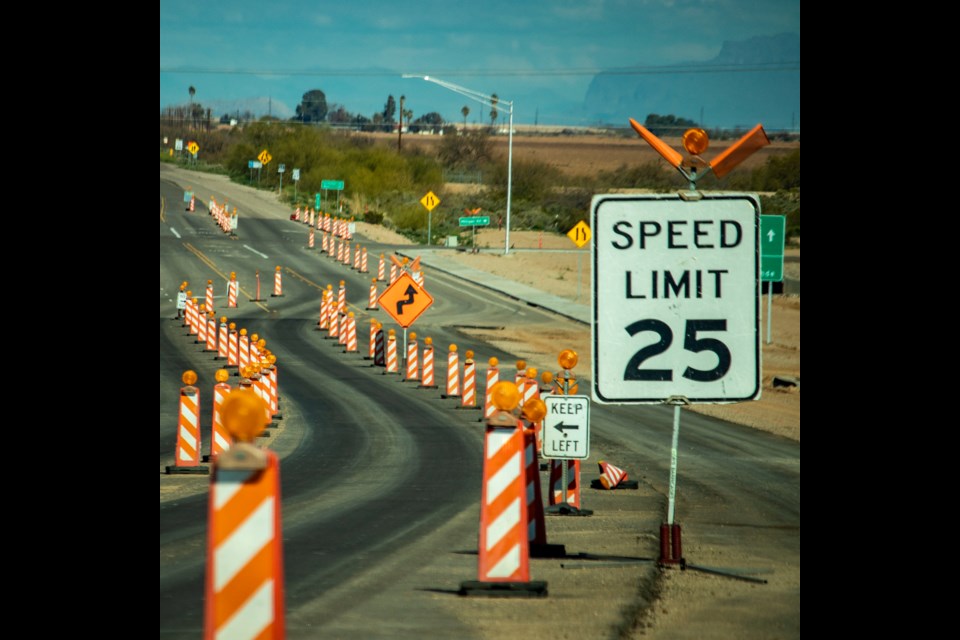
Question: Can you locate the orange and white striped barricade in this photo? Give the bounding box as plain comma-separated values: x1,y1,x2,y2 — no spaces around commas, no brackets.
196,304,208,344
389,262,398,285
238,330,251,375
373,326,386,367
418,337,438,388
366,279,379,310
319,230,327,253
217,318,229,360
185,296,198,334
205,280,215,314
227,324,239,367
548,460,582,510
482,357,500,422
205,313,218,352
366,320,380,361
442,345,461,399
203,391,284,640
377,254,386,281
459,381,546,597
353,244,361,271
293,206,300,221
458,350,480,410
336,240,344,263
520,370,543,450
309,208,315,227
404,333,420,381
344,313,358,353
316,290,329,331
166,371,208,474
207,371,232,462
308,227,315,249
249,335,262,364
327,308,341,341
337,280,346,313
337,312,349,347
272,266,283,297
263,360,280,418
521,399,566,555
384,329,399,374
227,273,238,308
360,247,369,273
343,242,352,266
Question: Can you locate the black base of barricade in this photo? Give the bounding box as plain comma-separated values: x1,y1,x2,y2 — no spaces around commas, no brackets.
590,479,640,490
455,405,481,411
459,580,548,598
545,504,593,516
165,466,210,475
417,384,439,389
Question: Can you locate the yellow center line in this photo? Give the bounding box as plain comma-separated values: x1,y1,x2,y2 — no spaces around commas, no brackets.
285,266,373,321
182,242,271,313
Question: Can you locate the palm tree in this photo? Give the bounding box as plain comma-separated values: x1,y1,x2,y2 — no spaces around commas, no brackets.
188,86,196,130
490,93,499,127
461,105,470,131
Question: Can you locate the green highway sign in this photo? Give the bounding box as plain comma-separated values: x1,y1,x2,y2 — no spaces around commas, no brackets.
315,193,321,209
321,180,345,190
760,215,786,282
459,216,490,227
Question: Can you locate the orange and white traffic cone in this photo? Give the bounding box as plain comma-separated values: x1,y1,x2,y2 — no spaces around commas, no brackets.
337,239,344,263
321,231,329,253
418,337,438,388
483,357,500,422
203,391,284,640
185,295,198,333
294,206,300,221
460,381,546,597
317,290,328,330
327,308,340,340
208,370,232,461
227,323,239,367
353,244,361,270
205,280,215,314
389,262,398,285
458,350,480,410
378,254,386,281
343,242,353,266
205,312,218,352
366,279,379,310
360,247,369,273
167,370,207,473
309,208,315,227
338,312,349,347
337,280,346,313
196,304,208,344
308,227,315,249
442,344,461,399
404,333,420,381
238,329,251,375
549,460,581,508
598,460,628,489
384,329,399,374
272,266,284,297
217,317,229,360
227,272,238,308
344,312,358,353
366,319,380,360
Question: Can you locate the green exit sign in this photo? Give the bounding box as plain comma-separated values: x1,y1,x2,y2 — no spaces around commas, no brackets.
459,216,490,227
760,215,786,282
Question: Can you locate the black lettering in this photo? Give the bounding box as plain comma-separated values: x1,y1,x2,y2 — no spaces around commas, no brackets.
625,272,646,299
709,269,728,297
664,270,690,298
720,220,742,248
668,220,688,248
639,221,661,249
612,221,632,249
696,270,703,298
693,220,714,248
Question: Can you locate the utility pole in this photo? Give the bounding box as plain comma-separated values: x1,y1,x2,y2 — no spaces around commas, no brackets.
398,95,405,151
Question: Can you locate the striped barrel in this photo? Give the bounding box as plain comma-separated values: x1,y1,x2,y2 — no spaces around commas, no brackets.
389,263,397,285
338,312,348,346
211,382,232,459
205,315,218,352
175,386,201,467
337,284,346,312
321,231,328,253
293,206,300,221
265,366,279,415
477,423,529,582
337,241,344,263
549,460,581,508
185,298,197,333
309,209,314,226
204,451,285,639
342,242,352,266
327,310,340,339
218,322,229,360
405,340,419,381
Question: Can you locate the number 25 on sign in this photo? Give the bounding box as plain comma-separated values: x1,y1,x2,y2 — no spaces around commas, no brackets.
590,193,761,404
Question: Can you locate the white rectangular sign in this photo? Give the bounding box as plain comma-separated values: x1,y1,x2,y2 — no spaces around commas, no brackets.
542,395,590,459
591,193,761,404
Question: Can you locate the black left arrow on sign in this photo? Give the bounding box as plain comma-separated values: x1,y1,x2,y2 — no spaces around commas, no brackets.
554,421,579,436
396,285,417,315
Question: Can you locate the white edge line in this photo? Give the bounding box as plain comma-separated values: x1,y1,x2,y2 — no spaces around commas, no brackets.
243,245,269,259
170,228,181,238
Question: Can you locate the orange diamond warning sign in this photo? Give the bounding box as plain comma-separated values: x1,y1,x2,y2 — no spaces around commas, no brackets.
377,272,434,328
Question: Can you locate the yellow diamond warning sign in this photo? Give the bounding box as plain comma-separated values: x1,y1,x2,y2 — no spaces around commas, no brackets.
377,272,434,328
420,191,440,212
567,220,591,248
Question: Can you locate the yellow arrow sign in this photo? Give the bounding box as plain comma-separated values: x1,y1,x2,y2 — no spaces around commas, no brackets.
187,141,200,155
420,191,440,212
567,220,591,248
258,149,273,165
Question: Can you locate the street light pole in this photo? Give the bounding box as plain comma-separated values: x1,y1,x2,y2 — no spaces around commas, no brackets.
403,74,514,255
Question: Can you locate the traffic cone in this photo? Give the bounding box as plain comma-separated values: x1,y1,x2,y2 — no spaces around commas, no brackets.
598,461,628,489
460,381,547,597
207,370,232,462
238,329,250,375
378,254,386,281
227,272,238,308
418,337,438,388
337,311,348,347
389,262,398,285
166,370,208,474
482,357,500,422
321,230,329,253
353,244,361,270
344,312,358,353
404,333,420,381
217,317,229,360
293,206,300,221
442,345,461,398
227,324,239,367
205,313,218,352
205,280,215,314
186,296,198,333
308,227,315,249
458,350,479,410
366,320,380,360
196,304,208,344
272,266,284,297
360,247,369,273
327,308,340,340
366,279,379,310
337,280,346,313
384,329,399,374
203,391,284,640
549,460,581,508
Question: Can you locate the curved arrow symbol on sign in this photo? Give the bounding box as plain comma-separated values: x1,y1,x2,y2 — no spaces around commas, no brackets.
396,285,417,315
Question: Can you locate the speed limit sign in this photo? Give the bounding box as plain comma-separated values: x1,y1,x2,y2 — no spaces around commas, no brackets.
591,193,760,404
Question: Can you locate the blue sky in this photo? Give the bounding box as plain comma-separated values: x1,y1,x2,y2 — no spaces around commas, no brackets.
160,0,800,128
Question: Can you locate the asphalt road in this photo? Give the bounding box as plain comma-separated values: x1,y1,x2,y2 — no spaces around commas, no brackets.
159,165,800,639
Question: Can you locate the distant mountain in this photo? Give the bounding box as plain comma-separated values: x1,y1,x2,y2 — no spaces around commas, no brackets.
583,33,800,131
204,97,295,120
